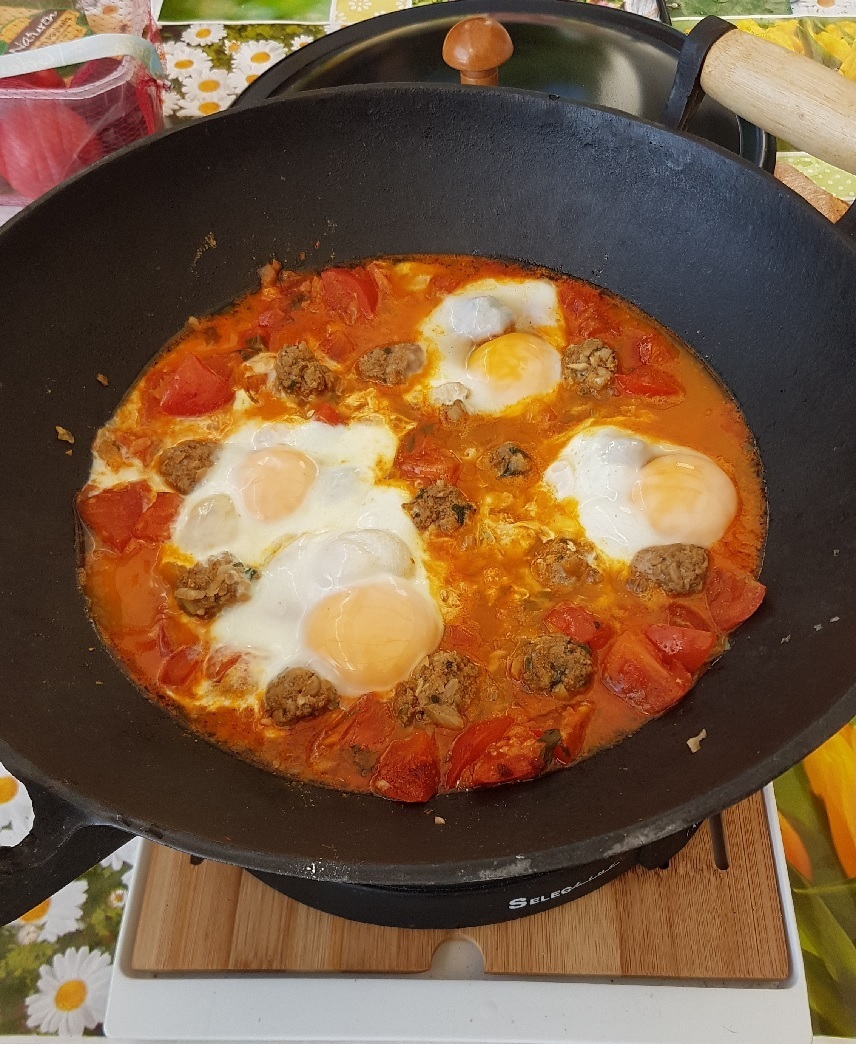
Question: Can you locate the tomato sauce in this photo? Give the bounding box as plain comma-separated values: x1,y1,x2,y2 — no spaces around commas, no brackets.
78,256,766,802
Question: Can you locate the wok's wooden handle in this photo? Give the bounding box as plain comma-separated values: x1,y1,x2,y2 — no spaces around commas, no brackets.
443,16,513,86
702,30,856,176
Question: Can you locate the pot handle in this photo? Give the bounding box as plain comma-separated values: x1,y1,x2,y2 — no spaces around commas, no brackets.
0,770,132,924
663,16,856,179
700,25,856,177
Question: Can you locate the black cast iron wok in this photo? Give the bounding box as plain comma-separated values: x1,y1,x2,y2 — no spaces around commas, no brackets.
0,15,854,926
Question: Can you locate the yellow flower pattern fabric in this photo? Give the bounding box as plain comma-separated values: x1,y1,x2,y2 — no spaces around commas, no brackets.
2,0,856,1034
776,723,856,1037
802,724,856,878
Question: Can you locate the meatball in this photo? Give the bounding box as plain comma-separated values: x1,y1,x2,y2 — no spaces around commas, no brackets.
562,338,618,394
275,342,335,398
393,651,481,729
531,538,600,588
158,439,218,494
264,667,338,727
513,635,594,696
404,481,475,533
356,342,425,386
628,544,709,596
487,442,533,479
174,553,256,617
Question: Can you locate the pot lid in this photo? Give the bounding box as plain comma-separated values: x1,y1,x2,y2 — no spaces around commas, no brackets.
236,0,774,169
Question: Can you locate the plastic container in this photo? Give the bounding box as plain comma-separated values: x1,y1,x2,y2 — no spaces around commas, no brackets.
0,0,165,204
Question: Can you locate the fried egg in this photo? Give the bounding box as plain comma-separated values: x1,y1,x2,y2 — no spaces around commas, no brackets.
167,417,442,696
544,425,738,563
420,278,564,414
213,529,443,696
173,419,400,565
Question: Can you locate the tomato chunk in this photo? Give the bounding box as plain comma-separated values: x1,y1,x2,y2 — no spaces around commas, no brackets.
321,268,378,322
257,306,285,329
553,701,595,765
159,646,202,687
310,402,344,426
644,624,716,673
446,716,514,789
470,724,547,787
558,282,618,340
243,372,268,397
667,602,714,632
134,492,182,544
397,439,461,485
634,333,678,367
159,354,234,417
86,543,165,636
317,329,355,364
602,632,692,715
706,566,766,632
371,730,440,803
331,693,396,751
202,351,242,382
205,650,243,682
614,365,684,400
78,482,150,552
440,623,483,659
544,604,612,649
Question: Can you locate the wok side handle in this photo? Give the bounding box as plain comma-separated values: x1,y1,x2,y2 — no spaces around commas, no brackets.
695,17,856,177
662,17,737,133
0,774,132,924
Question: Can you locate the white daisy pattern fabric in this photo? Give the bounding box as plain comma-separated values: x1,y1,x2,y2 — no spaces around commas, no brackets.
100,836,142,887
161,84,184,118
100,837,142,874
232,39,287,76
177,93,235,118
182,66,236,103
158,26,327,122
178,66,238,116
0,760,34,847
164,40,214,80
13,879,88,943
25,946,112,1036
181,22,227,45
108,888,127,909
16,923,41,945
227,68,257,92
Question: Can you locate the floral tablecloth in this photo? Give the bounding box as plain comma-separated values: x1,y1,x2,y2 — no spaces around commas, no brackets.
0,813,137,1036
1,0,855,1035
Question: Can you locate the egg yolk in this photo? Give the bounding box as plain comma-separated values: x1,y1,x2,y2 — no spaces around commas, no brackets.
632,452,738,546
466,332,560,407
240,447,317,521
305,578,442,694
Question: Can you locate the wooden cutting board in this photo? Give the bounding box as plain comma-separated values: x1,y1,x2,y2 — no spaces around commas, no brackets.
131,792,789,980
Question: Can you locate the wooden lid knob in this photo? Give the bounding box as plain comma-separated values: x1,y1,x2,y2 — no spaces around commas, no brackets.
442,16,513,87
